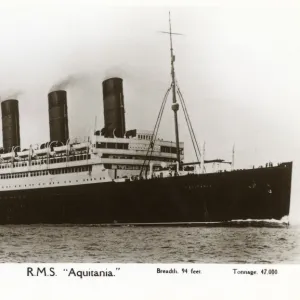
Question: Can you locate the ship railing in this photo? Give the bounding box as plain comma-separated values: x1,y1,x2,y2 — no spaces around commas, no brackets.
0,139,94,170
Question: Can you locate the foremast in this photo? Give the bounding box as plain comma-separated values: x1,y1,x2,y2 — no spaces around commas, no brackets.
167,12,181,166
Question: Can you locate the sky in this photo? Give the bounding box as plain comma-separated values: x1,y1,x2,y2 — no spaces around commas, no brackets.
0,0,299,223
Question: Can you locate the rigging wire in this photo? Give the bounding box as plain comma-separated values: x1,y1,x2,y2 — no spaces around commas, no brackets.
140,85,172,177
140,80,203,176
176,82,202,165
177,89,201,165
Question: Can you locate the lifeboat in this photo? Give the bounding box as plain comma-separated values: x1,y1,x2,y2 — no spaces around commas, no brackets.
1,152,16,160
34,148,50,156
72,142,90,151
53,145,70,153
17,149,34,158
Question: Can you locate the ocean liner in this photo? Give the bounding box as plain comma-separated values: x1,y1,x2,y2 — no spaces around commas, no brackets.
0,14,292,226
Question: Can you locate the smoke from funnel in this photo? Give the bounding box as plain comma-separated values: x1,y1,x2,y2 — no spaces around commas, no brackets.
0,90,22,102
49,74,89,92
104,66,129,81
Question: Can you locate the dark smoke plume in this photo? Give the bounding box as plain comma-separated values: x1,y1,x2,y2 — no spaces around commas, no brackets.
49,74,89,92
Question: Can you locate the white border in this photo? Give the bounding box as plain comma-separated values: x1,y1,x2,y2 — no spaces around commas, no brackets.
0,264,299,300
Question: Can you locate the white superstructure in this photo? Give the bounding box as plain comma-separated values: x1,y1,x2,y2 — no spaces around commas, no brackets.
0,130,186,192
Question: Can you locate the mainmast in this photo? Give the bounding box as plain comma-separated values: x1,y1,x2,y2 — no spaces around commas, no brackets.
167,12,181,166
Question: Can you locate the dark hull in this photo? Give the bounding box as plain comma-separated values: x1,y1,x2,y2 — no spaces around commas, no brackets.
0,162,292,225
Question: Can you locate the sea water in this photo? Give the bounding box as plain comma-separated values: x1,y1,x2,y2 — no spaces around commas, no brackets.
0,225,299,263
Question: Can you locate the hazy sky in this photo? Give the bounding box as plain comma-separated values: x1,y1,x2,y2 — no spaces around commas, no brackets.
0,0,299,222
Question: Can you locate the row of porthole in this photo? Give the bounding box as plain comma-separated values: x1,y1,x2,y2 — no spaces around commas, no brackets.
0,167,91,179
133,146,147,149
1,177,107,189
1,163,27,169
186,185,212,189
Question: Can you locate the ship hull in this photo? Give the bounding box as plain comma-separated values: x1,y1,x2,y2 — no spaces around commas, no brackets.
0,162,292,225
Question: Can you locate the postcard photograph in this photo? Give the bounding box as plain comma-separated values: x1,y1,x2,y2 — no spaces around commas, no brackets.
0,0,299,266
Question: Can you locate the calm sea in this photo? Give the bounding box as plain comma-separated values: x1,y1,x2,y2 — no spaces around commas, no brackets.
0,225,299,263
